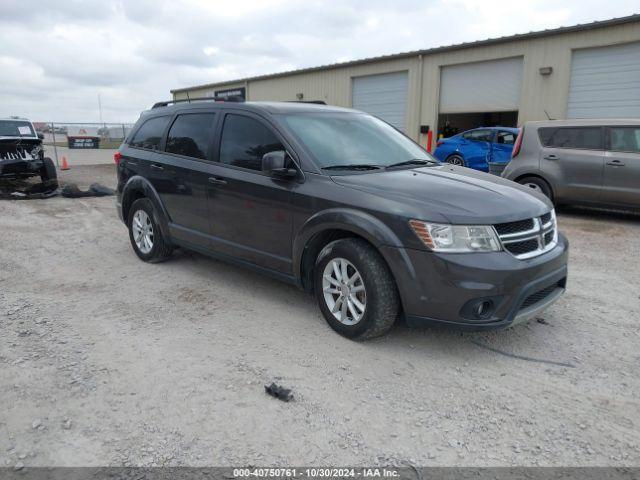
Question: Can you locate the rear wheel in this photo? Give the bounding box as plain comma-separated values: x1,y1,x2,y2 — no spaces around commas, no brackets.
128,198,173,262
446,154,465,166
518,176,553,201
314,238,399,340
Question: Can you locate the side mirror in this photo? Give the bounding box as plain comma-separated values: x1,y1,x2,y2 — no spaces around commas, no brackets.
262,150,297,179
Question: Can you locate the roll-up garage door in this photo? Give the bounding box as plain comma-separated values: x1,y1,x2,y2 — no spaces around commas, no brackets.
439,57,523,113
567,42,640,118
352,71,408,131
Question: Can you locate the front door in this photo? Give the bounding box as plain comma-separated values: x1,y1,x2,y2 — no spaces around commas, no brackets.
602,126,640,208
206,112,296,274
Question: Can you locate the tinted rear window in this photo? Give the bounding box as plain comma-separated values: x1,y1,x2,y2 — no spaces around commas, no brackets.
538,127,603,150
166,113,216,160
129,116,170,150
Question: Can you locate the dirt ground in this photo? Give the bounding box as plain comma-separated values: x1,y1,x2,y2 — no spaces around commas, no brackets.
1,165,639,467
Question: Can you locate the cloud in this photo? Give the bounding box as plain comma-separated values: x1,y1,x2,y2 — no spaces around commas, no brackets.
0,0,637,122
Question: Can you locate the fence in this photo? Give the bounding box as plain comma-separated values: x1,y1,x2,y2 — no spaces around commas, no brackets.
33,122,134,167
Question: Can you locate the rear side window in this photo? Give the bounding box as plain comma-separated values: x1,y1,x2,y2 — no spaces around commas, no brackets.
496,131,516,145
538,127,603,150
463,129,494,142
609,127,640,153
166,113,216,160
129,116,170,150
219,114,284,171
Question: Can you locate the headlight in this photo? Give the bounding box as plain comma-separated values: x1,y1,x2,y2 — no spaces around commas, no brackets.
409,220,501,252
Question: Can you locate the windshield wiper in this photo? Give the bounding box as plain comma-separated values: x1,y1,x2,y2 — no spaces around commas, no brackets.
386,159,439,169
322,164,384,171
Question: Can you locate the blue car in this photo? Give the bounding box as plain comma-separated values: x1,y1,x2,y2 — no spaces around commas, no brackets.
433,127,519,172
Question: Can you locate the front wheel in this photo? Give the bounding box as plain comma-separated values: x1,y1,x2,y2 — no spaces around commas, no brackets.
314,238,399,340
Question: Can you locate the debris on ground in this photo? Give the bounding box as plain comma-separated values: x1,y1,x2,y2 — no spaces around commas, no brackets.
536,318,549,325
265,382,294,402
60,182,115,198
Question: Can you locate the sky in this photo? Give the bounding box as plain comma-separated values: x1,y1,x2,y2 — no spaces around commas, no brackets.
0,0,637,123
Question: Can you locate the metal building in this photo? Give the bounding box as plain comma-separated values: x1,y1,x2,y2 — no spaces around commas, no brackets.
171,14,640,145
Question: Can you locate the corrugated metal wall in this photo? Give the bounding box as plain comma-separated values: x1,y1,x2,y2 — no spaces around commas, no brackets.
173,20,640,144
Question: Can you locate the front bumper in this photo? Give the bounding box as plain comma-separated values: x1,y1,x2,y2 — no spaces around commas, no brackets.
381,233,569,331
0,158,44,179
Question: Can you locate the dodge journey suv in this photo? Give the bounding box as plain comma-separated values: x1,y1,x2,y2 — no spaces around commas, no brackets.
116,99,568,340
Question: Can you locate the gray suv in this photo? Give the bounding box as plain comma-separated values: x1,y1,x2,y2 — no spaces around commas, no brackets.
503,119,640,210
117,99,568,340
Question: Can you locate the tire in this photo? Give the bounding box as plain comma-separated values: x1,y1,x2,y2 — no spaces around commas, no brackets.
314,238,399,340
39,157,58,190
446,154,465,167
518,176,553,201
127,198,173,263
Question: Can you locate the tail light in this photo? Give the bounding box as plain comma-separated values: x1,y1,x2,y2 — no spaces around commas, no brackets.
114,151,122,167
511,127,524,158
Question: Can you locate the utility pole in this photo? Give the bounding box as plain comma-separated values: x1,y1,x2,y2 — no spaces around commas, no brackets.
98,93,103,124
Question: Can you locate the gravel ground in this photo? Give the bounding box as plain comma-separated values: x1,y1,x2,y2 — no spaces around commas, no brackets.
1,165,639,467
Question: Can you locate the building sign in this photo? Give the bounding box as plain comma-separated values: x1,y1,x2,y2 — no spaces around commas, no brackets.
214,87,246,99
67,136,100,149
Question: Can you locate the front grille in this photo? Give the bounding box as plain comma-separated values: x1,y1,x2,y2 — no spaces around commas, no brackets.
505,239,539,256
540,212,552,226
521,283,560,309
494,211,557,260
495,219,534,236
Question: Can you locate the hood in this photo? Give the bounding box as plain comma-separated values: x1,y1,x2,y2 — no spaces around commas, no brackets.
331,164,552,224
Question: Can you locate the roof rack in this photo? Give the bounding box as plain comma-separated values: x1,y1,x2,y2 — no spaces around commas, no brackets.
287,100,327,105
152,95,245,109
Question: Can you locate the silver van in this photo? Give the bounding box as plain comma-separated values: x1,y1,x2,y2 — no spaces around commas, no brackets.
502,119,640,211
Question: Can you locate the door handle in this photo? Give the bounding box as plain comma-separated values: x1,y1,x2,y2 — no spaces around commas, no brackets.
606,160,625,167
150,163,164,171
208,177,228,185
543,154,558,160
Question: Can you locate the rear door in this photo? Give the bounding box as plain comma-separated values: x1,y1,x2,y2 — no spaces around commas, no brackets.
154,111,218,248
205,111,297,274
461,129,494,170
602,126,640,207
490,130,517,163
537,126,604,203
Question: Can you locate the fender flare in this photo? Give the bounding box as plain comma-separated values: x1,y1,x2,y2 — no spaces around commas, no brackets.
292,208,406,285
121,176,172,243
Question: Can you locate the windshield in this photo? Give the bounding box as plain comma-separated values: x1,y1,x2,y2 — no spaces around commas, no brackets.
281,112,436,169
0,120,36,138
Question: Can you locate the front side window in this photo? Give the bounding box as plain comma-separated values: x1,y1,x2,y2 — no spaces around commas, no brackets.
496,131,516,145
219,114,284,171
463,129,494,143
281,112,433,168
609,127,640,153
130,116,170,150
166,113,216,160
538,127,603,150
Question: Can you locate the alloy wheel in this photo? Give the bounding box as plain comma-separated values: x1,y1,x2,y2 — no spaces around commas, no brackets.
132,210,154,254
322,257,367,326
